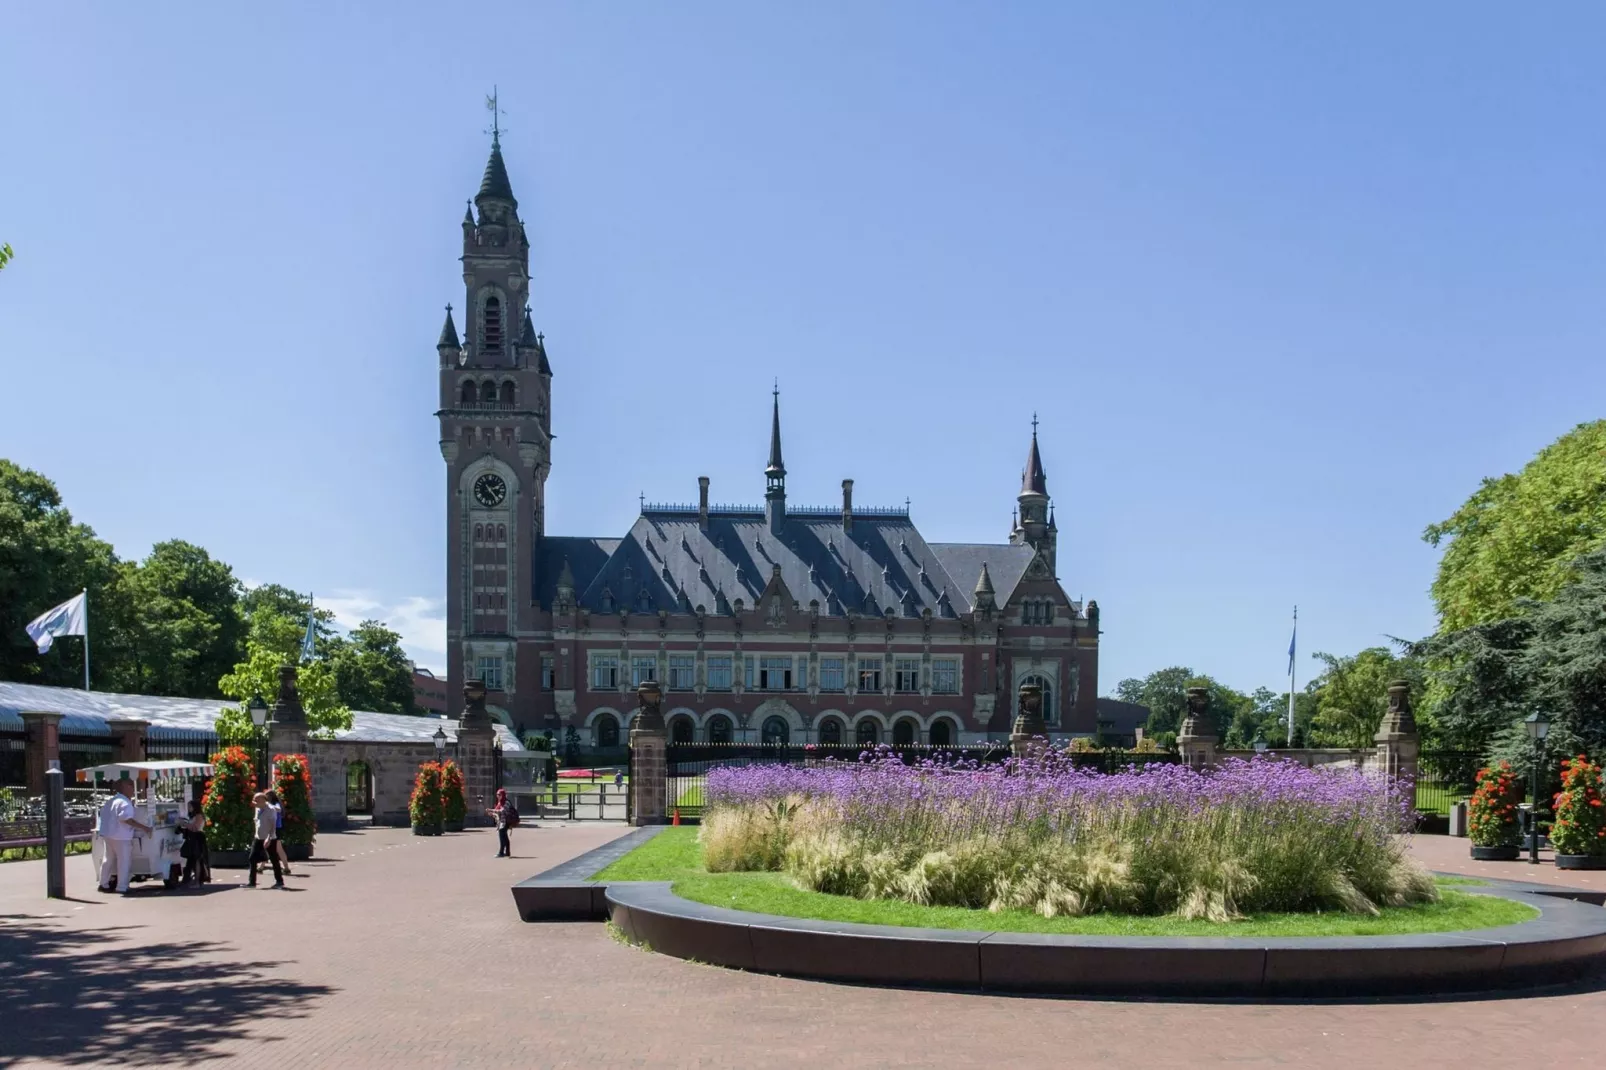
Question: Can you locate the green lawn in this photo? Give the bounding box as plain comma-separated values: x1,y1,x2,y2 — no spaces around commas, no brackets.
590,828,1535,938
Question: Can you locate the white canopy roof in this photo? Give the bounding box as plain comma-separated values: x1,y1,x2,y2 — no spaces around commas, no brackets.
75,760,215,783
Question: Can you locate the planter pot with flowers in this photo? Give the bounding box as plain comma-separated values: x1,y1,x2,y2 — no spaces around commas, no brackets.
1467,761,1524,861
410,761,446,837
1550,755,1606,870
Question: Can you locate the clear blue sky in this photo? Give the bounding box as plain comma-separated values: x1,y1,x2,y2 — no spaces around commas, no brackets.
3,4,1603,690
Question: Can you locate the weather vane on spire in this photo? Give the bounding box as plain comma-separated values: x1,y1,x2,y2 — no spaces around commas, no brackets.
1031,411,1039,435
485,86,506,141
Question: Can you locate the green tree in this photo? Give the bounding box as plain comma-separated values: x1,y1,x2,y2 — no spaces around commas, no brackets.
1424,420,1606,633
107,540,245,697
217,606,350,741
0,244,12,271
1115,666,1249,740
324,620,417,714
0,460,123,687
1308,647,1427,749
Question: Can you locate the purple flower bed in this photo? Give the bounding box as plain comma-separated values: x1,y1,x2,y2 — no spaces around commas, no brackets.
703,750,1431,919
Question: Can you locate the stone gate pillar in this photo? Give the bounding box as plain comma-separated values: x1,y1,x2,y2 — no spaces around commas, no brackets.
105,719,149,764
629,681,669,826
458,679,497,827
20,712,63,794
267,664,310,765
1010,682,1047,760
1176,686,1217,771
1374,679,1420,786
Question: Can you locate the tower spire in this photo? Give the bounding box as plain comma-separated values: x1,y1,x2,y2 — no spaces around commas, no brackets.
1022,414,1047,496
764,384,786,533
475,89,517,213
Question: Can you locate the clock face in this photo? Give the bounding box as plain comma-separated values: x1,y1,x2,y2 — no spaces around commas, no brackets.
474,473,508,508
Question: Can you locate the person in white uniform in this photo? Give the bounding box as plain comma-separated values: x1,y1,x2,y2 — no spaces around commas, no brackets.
98,778,151,895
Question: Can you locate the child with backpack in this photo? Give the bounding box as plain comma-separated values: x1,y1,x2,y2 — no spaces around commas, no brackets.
489,788,519,857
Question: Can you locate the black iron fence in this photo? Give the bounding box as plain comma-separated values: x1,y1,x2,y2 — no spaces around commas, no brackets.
1414,750,1484,816
146,727,219,763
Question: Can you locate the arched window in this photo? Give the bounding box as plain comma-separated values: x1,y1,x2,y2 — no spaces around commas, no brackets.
707,714,733,743
1019,673,1055,727
483,296,503,353
893,718,917,746
594,713,620,749
500,381,516,405
670,715,695,744
856,719,880,746
474,523,484,540
481,380,497,404
761,716,790,746
818,717,843,745
461,381,477,404
929,719,953,747
496,523,506,542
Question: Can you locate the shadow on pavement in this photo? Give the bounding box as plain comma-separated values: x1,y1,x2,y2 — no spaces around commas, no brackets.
0,914,335,1066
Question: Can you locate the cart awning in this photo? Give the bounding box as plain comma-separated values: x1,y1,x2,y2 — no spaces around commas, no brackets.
75,760,215,783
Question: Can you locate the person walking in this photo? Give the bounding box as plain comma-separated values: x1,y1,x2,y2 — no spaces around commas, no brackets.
266,789,293,877
487,788,514,858
179,799,210,888
97,778,151,895
247,791,284,889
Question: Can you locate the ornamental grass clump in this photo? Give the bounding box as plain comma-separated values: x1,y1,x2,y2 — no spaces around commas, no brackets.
704,750,1432,920
1467,761,1524,848
1550,756,1606,857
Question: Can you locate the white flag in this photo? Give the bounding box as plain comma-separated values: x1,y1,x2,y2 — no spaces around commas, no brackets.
26,591,88,654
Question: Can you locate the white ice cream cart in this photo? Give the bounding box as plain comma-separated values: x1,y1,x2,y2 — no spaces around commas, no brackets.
79,759,214,891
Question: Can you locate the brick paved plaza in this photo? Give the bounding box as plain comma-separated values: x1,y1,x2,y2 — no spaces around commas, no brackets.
3,826,1605,1069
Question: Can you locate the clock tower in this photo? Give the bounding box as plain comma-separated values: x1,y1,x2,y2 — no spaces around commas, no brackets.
436,131,553,720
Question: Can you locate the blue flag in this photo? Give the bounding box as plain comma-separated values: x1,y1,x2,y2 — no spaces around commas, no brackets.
300,600,317,662
1287,617,1297,677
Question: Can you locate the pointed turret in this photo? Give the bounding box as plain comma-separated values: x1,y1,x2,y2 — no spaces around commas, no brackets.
764,386,786,533
437,305,460,357
517,305,553,376
973,562,996,611
475,134,518,212
1011,415,1057,573
1021,427,1048,496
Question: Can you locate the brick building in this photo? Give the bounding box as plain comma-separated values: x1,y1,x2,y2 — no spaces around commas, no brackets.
436,134,1105,747
411,667,449,716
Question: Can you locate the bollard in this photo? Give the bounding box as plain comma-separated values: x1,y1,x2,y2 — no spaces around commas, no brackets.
1449,800,1469,838
45,760,66,899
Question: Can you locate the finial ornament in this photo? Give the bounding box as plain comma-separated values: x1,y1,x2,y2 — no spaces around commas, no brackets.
485,86,506,141
1032,411,1039,435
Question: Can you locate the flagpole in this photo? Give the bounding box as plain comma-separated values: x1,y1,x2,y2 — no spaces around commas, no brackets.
1286,605,1296,746
82,587,91,692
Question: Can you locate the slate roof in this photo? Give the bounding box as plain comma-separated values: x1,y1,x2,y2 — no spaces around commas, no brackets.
476,136,517,209
1022,431,1048,496
0,681,526,751
562,510,1042,618
535,536,619,608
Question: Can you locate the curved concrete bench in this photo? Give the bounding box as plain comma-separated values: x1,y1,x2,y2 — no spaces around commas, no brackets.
602,881,1606,997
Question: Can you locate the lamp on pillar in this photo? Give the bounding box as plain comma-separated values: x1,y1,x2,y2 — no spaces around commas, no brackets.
248,694,268,788
1523,710,1551,865
433,725,448,760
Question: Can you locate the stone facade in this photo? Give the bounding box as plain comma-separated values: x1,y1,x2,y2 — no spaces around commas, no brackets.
436,136,1105,749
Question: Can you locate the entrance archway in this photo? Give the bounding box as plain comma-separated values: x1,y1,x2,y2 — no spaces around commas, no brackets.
669,715,695,744
345,761,373,815
707,714,733,743
595,713,620,749
893,718,918,746
761,716,790,745
818,717,844,745
929,719,954,747
856,719,880,746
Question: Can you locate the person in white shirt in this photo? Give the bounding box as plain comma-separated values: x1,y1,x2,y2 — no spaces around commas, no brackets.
98,778,151,895
247,792,284,888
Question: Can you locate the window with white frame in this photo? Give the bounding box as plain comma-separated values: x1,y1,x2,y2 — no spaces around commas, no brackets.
477,656,504,691
590,654,618,690
931,657,959,694
744,656,755,689
631,657,657,686
1021,600,1056,625
668,655,695,690
706,656,733,691
819,657,845,692
857,657,883,692
540,655,555,690
759,656,793,690
894,657,921,693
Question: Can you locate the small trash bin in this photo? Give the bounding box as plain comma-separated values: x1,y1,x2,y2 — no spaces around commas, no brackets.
1449,800,1468,837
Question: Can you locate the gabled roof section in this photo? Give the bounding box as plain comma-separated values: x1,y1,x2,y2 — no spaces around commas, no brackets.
576,512,982,617
927,542,1036,610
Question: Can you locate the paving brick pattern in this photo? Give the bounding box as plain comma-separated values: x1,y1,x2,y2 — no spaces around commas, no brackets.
2,829,1604,1069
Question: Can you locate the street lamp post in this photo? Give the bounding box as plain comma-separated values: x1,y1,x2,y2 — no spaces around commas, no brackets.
1253,732,1269,756
1523,710,1551,865
432,725,447,762
248,694,269,790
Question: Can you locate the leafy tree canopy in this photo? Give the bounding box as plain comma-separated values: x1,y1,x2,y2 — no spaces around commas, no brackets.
1308,647,1426,749
107,540,245,698
1115,667,1250,741
217,607,350,741
0,243,12,271
324,620,417,715
1424,420,1606,633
